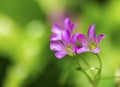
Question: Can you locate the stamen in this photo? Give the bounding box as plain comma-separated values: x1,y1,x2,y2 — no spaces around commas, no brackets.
65,45,73,53
89,42,97,50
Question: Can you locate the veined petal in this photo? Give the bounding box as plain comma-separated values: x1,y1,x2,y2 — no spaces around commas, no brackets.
50,34,61,41
92,47,100,54
77,34,88,46
71,33,79,44
88,24,96,41
62,30,71,44
50,41,64,51
55,51,67,59
96,34,105,44
52,24,62,34
76,46,90,54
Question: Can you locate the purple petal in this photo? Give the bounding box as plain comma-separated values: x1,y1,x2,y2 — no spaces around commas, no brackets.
96,34,105,44
88,24,96,41
71,33,79,44
52,24,62,34
64,18,71,29
77,34,88,46
55,51,67,59
50,34,61,41
64,18,76,32
62,30,71,44
76,46,90,54
75,46,82,52
92,47,100,54
50,41,64,51
71,23,76,31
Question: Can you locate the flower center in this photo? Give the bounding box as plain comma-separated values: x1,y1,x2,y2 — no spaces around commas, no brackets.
65,45,73,53
89,42,97,50
65,45,76,57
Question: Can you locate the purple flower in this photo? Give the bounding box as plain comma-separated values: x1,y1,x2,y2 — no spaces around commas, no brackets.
77,24,105,54
50,30,78,59
50,18,76,41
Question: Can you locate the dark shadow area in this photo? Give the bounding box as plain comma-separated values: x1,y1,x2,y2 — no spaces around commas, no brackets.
0,54,11,87
96,0,110,5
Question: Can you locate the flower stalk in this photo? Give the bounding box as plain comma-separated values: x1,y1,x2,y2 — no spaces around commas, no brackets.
75,56,94,84
95,54,102,81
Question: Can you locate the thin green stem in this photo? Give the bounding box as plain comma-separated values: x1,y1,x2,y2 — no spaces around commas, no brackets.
81,57,91,67
81,56,98,81
75,57,93,84
95,54,102,81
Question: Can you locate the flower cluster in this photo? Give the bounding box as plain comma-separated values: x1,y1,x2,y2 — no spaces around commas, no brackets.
50,18,105,59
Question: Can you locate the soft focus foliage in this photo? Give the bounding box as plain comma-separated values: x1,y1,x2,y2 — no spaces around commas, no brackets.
0,0,120,87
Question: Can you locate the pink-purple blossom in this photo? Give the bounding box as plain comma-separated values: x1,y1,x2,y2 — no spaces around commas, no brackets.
50,30,78,59
76,24,105,54
50,18,105,59
50,18,76,41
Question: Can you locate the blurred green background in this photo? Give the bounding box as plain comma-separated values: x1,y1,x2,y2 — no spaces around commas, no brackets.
0,0,120,87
